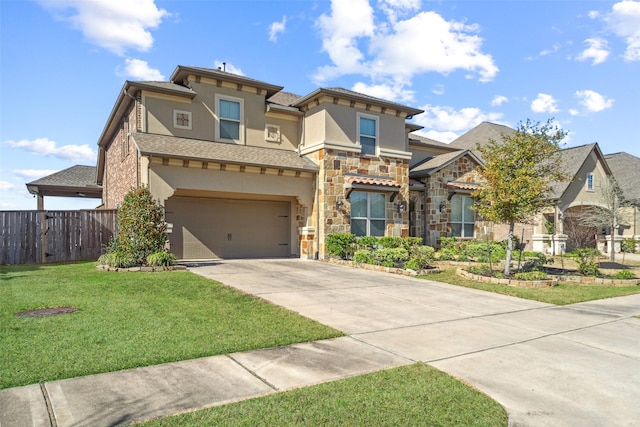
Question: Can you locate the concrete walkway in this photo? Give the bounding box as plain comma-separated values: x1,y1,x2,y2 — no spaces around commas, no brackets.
2,259,639,426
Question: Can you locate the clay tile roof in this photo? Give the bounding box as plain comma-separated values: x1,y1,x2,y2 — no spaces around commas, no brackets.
345,175,400,188
447,181,479,191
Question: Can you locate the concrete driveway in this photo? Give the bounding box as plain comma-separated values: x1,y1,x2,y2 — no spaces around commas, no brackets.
191,259,640,427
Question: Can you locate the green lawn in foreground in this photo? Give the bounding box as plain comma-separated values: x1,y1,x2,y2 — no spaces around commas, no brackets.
425,268,640,305
139,363,507,427
0,262,343,389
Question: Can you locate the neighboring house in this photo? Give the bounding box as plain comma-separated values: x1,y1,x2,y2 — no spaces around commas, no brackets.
604,152,640,250
25,67,639,259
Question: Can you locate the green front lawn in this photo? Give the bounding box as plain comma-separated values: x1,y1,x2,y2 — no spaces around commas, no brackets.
0,262,342,389
425,268,640,305
139,363,507,427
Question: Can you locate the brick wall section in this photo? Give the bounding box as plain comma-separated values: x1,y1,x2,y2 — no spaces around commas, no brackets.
422,156,482,247
307,148,410,258
104,102,139,208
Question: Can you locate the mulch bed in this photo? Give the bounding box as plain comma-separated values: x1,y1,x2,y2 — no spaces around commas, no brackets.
15,307,78,318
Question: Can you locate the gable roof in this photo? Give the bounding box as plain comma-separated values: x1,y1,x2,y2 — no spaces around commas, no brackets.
170,66,284,98
409,134,458,151
409,150,481,178
449,122,516,160
605,152,640,203
133,133,319,173
26,165,102,199
548,143,611,200
291,87,424,117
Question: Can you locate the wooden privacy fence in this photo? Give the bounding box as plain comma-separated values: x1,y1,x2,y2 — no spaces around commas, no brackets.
0,210,118,265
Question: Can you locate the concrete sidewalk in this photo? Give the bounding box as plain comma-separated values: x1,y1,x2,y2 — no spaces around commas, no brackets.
0,337,412,426
2,259,639,426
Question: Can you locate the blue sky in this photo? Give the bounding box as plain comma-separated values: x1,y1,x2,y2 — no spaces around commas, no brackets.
1,0,639,210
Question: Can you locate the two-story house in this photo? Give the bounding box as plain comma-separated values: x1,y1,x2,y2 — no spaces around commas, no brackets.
92,65,422,260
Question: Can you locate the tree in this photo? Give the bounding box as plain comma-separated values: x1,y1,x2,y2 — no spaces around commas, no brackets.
473,119,567,276
112,186,169,265
580,176,628,263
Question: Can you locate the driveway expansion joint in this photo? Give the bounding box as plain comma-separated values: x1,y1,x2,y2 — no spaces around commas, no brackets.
226,354,280,391
39,382,56,427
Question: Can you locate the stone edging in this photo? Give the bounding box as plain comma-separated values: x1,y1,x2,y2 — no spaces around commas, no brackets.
322,258,441,276
96,264,187,272
456,268,557,288
550,275,640,286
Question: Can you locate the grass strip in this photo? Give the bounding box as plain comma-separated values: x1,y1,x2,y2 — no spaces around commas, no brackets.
0,262,342,388
423,268,640,305
139,363,507,427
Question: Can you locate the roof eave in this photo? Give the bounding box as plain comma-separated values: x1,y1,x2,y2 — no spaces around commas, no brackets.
170,65,284,97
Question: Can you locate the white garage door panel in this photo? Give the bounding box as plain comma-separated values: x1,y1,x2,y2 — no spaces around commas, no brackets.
166,197,290,259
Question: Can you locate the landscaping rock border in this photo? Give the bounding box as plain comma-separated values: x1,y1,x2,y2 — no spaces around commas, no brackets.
550,275,640,286
323,258,441,276
96,264,187,272
456,268,558,288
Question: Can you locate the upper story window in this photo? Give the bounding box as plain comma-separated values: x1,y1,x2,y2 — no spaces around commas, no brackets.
586,172,594,191
358,113,377,156
351,191,386,237
215,94,243,143
173,110,192,130
450,195,475,238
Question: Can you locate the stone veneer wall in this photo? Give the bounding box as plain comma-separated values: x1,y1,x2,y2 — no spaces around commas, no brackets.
306,148,410,258
104,103,139,208
422,156,481,247
409,190,425,241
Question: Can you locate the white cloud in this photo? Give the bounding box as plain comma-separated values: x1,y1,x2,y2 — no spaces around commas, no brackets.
352,81,415,103
569,109,580,116
491,95,508,107
575,90,614,112
606,0,640,61
213,60,244,76
120,58,164,80
269,16,287,42
379,0,421,23
0,181,16,191
540,43,561,57
314,1,497,86
576,38,610,64
432,84,445,95
4,138,96,162
531,93,559,113
413,104,503,142
39,0,169,56
588,10,600,19
13,170,59,179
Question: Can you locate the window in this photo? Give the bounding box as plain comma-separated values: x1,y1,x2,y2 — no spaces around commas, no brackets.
586,173,594,191
173,110,192,130
265,124,280,142
121,119,129,159
350,191,386,237
450,195,475,238
215,94,243,143
358,114,377,156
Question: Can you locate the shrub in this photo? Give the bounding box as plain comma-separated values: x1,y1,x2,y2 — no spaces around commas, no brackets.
521,253,550,272
326,233,356,260
401,237,423,251
374,247,409,267
378,236,404,248
404,258,420,270
147,251,177,267
437,248,457,261
110,186,168,266
514,271,549,280
613,270,636,280
621,238,638,254
356,236,379,251
353,249,376,265
98,251,135,268
467,265,491,276
574,248,602,276
409,245,435,269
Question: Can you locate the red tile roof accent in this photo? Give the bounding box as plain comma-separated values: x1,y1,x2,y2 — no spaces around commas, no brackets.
345,176,400,188
447,181,479,190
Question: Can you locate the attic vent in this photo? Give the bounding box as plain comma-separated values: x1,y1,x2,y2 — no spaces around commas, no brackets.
265,124,281,143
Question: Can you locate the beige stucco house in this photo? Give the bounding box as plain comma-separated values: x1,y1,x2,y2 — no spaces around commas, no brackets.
26,67,639,259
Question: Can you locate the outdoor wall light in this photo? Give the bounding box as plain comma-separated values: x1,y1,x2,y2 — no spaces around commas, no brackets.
336,199,344,210
439,201,447,213
397,201,407,214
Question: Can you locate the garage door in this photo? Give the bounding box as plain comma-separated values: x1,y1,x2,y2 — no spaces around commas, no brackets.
166,197,291,259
